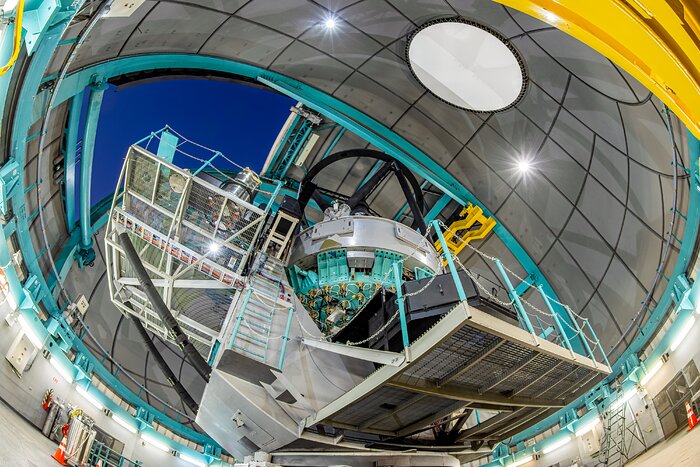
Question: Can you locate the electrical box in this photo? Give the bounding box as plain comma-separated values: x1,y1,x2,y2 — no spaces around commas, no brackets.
76,295,89,315
5,330,38,374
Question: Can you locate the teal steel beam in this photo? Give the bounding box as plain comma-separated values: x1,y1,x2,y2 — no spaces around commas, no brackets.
64,91,83,229
321,126,346,159
79,80,107,252
424,193,452,223
264,114,301,177
433,220,468,304
393,261,410,348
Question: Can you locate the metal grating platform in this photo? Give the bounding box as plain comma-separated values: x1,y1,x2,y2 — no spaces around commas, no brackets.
306,301,610,441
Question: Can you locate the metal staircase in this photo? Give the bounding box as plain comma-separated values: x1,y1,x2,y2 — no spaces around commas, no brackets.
228,255,289,365
597,398,647,466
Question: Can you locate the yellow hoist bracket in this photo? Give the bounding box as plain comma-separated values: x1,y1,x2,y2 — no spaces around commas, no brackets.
435,203,496,261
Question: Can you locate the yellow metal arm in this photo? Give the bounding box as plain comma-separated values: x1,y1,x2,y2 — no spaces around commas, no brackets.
0,0,25,76
435,203,496,261
495,0,700,139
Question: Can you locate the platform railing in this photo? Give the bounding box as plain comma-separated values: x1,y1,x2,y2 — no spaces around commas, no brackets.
392,220,610,367
88,440,141,467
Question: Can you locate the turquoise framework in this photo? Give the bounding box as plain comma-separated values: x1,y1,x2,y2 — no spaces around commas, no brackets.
0,1,698,462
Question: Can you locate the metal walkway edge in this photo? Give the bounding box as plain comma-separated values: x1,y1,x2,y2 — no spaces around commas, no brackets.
305,300,611,440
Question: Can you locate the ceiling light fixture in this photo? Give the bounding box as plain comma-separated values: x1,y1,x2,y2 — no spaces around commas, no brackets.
517,159,532,174
406,17,527,112
324,17,337,29
542,435,571,454
574,417,600,437
670,315,695,352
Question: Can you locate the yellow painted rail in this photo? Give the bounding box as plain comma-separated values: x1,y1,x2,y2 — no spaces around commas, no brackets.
495,0,700,138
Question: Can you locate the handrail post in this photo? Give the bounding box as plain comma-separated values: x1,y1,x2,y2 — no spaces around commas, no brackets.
432,220,467,303
584,318,610,368
278,306,295,369
229,288,253,348
393,261,410,349
193,151,222,175
494,258,538,345
564,305,597,364
538,285,576,359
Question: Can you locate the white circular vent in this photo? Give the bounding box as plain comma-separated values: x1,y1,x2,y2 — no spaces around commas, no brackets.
407,18,527,112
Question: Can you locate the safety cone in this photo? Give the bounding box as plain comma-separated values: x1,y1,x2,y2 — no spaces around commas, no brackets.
95,458,103,467
51,435,69,465
686,401,698,431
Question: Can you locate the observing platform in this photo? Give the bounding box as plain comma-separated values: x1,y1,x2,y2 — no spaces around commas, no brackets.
305,300,611,444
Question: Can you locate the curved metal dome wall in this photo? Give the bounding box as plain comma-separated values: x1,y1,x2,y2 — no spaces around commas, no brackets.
45,0,687,361
4,0,696,462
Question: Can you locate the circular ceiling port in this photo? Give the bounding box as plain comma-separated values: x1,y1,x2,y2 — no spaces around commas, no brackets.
406,18,528,113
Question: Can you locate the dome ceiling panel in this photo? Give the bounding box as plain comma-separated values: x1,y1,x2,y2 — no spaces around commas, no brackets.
391,106,463,166
386,0,455,23
509,36,569,103
198,16,294,67
489,107,548,158
529,29,642,104
237,0,326,37
581,292,625,361
577,176,626,244
495,193,557,264
598,257,649,328
620,100,677,176
536,139,586,203
448,147,513,211
269,41,353,93
119,2,229,55
513,83,560,133
559,210,614,286
357,49,425,103
589,137,628,204
413,93,485,144
299,18,384,68
548,109,594,168
564,78,628,153
514,174,573,235
341,0,414,45
539,241,596,311
181,0,250,15
333,71,411,127
617,214,665,289
465,124,528,186
448,0,524,37
628,161,667,236
69,2,156,71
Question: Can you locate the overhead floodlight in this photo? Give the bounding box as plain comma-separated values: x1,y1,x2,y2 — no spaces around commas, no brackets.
517,158,532,174
180,453,206,467
542,9,559,24
208,242,221,254
542,435,571,454
670,315,696,352
142,433,170,452
76,385,104,411
324,17,337,29
113,413,138,434
50,354,75,383
506,455,533,467
406,17,527,112
640,360,663,386
17,313,44,349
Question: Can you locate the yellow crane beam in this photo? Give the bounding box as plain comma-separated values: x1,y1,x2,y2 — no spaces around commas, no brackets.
494,0,700,139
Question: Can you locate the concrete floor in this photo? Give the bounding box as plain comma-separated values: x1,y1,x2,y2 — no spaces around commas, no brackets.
0,397,60,467
627,424,700,467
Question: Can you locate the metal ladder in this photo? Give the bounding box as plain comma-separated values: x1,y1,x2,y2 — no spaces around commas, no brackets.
596,399,647,466
229,255,287,364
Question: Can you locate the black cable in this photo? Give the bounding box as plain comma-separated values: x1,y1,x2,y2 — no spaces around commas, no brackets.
130,314,199,414
117,232,211,382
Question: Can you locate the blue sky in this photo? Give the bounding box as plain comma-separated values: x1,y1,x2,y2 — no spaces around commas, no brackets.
87,79,294,205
